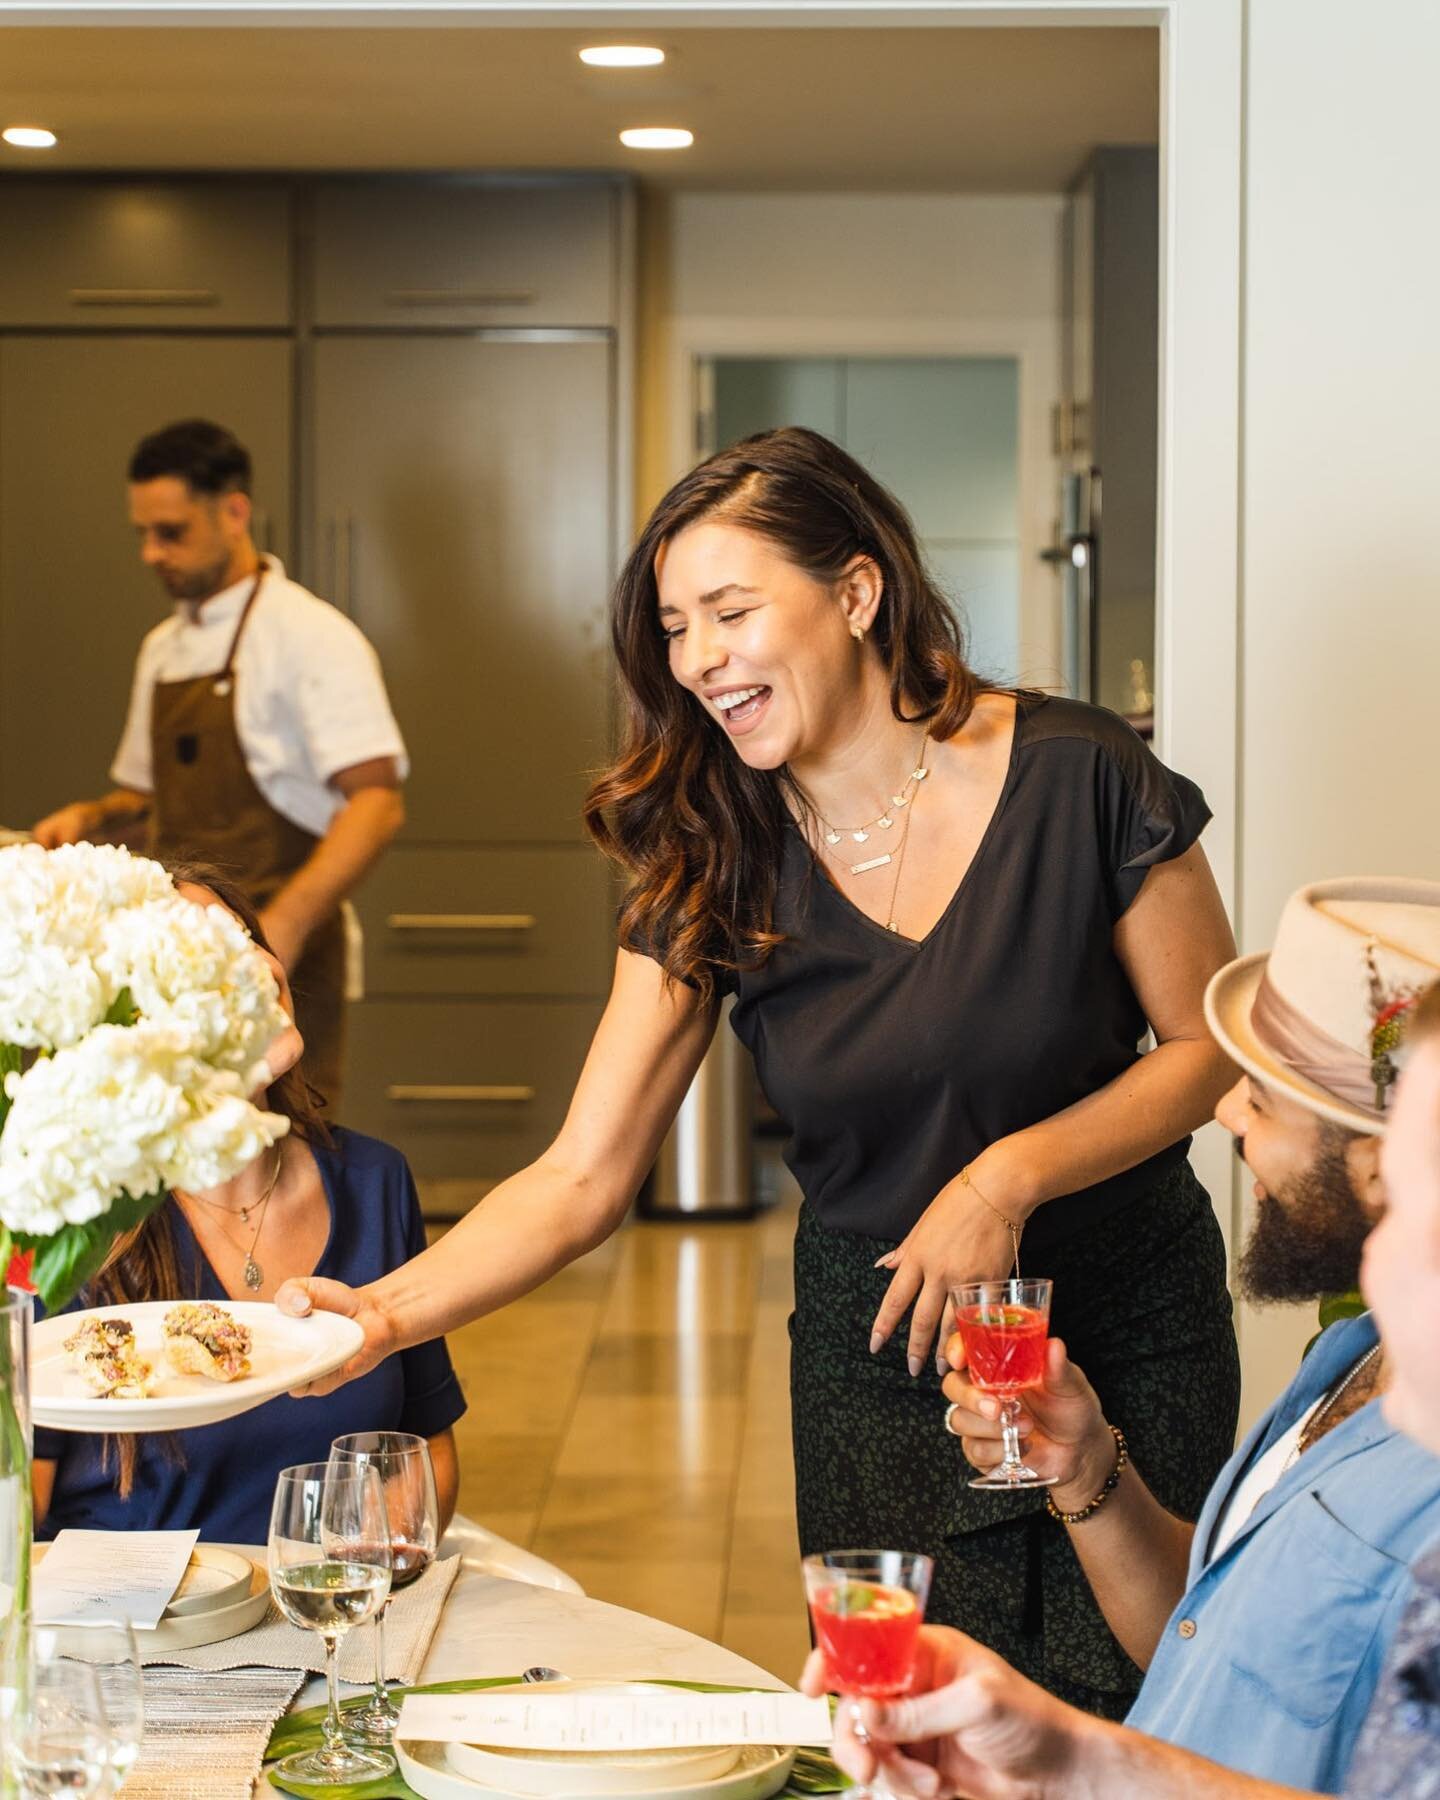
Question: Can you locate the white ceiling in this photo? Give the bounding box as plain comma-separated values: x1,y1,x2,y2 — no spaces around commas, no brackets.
0,25,1158,189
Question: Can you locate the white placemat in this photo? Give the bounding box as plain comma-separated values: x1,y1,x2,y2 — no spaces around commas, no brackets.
144,1555,460,1681
120,1666,306,1800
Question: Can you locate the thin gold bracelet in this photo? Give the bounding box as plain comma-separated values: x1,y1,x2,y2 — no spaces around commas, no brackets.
958,1165,1023,1278
1046,1425,1129,1526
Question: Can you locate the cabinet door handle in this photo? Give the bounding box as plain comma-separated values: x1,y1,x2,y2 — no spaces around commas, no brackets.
384,288,537,308
386,913,536,932
69,288,221,307
386,1084,535,1103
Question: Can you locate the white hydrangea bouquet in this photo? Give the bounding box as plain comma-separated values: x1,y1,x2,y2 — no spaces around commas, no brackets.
0,843,292,1312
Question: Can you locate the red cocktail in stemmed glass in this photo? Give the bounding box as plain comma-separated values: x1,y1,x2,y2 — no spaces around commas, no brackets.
951,1277,1057,1489
803,1550,934,1796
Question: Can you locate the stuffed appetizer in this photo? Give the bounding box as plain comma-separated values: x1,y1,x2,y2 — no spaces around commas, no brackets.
63,1317,154,1399
162,1301,253,1383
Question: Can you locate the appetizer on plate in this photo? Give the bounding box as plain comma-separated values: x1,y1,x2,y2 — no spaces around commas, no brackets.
163,1301,253,1383
63,1318,154,1399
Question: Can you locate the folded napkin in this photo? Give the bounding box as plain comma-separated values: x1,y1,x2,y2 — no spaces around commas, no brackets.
119,1666,306,1800
144,1555,460,1683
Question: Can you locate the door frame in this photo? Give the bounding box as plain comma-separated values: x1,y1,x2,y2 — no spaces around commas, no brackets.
689,340,1050,682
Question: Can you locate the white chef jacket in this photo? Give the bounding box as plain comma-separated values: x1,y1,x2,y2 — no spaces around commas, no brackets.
110,558,409,838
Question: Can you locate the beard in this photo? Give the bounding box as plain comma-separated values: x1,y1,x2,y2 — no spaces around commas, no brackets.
1237,1127,1372,1303
157,551,233,603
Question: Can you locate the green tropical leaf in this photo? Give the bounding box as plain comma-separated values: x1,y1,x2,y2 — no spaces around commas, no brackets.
265,1680,847,1799
18,1182,168,1313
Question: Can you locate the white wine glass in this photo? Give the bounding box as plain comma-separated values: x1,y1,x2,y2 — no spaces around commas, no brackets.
268,1460,394,1786
33,1621,143,1795
10,1652,113,1798
328,1431,439,1747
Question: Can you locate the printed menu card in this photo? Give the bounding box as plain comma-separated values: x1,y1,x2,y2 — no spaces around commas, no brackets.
397,1687,834,1750
33,1528,200,1630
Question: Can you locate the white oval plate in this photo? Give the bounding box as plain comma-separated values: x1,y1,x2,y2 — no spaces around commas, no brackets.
32,1301,365,1433
400,1740,794,1800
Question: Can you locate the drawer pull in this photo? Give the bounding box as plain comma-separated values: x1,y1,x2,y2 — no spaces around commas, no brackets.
385,288,537,308
69,287,221,307
386,1083,535,1104
387,913,536,932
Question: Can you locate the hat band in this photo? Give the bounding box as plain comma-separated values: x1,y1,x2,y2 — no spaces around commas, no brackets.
1250,970,1383,1121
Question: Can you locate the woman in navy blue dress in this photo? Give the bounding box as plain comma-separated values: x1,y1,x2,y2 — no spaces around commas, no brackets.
32,869,466,1545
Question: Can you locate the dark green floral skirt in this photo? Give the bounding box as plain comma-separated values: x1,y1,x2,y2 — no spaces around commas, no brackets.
790,1161,1240,1720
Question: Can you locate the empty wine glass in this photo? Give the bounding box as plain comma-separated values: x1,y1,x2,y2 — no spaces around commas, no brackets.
328,1431,439,1747
10,1653,113,1798
33,1621,144,1795
268,1460,394,1786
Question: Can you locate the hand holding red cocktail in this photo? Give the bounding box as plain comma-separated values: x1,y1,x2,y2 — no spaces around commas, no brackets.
947,1279,1058,1489
940,1307,1117,1500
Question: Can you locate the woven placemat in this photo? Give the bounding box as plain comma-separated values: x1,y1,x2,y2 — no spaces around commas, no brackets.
144,1556,460,1682
120,1665,306,1800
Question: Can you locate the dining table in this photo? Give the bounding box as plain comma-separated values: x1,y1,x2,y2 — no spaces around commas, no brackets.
250,1532,791,1798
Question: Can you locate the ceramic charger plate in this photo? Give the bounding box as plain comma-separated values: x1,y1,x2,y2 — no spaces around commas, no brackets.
399,1740,795,1800
32,1543,272,1652
396,1683,795,1800
31,1300,365,1433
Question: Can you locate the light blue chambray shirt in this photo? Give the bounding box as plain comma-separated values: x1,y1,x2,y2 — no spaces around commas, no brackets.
1126,1314,1440,1795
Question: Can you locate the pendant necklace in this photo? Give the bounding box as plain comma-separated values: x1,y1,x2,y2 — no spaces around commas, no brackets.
180,1142,284,1291
814,733,930,874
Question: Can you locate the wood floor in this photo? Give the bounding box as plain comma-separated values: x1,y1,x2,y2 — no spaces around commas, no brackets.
437,1158,812,1686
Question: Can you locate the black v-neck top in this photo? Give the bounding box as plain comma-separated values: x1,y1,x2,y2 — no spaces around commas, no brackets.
717,696,1211,1249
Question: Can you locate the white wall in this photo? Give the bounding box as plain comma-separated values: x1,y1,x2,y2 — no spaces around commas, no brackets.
1235,0,1440,1417
636,190,1064,685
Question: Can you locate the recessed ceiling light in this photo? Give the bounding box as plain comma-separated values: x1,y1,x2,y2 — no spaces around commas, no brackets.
580,46,665,68
3,126,57,150
619,128,693,151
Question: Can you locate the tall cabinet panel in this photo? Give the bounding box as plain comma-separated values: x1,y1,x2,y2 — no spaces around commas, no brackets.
0,336,293,824
311,336,612,844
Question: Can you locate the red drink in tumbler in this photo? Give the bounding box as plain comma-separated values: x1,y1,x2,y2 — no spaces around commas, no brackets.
956,1303,1048,1394
809,1580,923,1699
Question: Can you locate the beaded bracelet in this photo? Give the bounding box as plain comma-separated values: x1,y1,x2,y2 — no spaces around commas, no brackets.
1045,1425,1129,1526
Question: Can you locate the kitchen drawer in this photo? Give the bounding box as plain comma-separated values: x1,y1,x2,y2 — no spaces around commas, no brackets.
343,997,603,1181
0,181,293,328
312,181,617,328
355,848,615,998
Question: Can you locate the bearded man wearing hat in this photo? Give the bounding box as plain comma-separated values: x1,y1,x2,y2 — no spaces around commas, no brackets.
805,877,1440,1797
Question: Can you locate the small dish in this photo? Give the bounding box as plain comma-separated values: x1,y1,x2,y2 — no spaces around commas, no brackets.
164,1545,255,1617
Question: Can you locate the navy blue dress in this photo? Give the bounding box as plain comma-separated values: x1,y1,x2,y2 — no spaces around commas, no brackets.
34,1128,466,1545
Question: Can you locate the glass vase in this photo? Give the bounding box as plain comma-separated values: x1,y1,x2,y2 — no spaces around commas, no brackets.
0,1286,32,1798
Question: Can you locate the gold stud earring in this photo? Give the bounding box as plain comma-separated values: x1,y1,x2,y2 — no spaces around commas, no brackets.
850,624,866,642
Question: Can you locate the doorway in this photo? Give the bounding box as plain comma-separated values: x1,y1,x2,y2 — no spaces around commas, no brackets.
699,354,1022,683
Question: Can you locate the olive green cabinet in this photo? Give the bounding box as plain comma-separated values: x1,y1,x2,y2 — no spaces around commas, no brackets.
0,173,628,1193
0,335,294,823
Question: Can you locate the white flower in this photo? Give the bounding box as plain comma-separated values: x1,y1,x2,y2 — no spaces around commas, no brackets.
0,1024,289,1240
96,894,291,1076
0,844,175,1048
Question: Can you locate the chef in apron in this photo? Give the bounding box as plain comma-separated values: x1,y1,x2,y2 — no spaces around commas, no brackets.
33,418,407,1112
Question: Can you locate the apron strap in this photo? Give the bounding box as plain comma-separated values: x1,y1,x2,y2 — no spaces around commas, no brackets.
218,559,268,682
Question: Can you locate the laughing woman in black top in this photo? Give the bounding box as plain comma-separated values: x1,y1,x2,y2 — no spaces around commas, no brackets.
279,429,1240,1715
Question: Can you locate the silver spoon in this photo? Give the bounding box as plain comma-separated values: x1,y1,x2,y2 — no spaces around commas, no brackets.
522,1666,565,1684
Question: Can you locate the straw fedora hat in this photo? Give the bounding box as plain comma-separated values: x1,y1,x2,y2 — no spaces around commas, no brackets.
1204,877,1440,1135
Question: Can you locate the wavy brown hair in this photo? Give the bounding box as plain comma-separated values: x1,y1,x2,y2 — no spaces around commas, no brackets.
584,427,997,1001
81,863,332,1499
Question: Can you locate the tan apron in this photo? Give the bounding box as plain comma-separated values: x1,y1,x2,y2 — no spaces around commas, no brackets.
148,561,346,1110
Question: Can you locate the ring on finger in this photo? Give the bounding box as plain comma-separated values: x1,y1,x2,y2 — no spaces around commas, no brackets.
944,1401,965,1437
